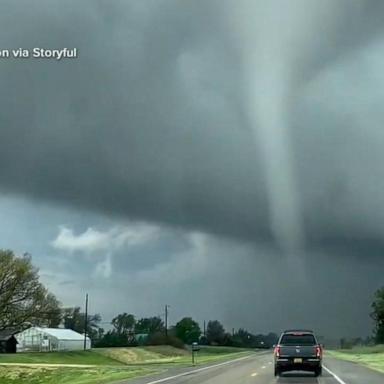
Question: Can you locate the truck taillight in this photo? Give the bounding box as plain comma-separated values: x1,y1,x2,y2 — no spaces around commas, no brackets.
316,346,321,358
274,345,281,357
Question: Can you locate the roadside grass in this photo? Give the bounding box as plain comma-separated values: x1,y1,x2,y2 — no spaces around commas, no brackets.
0,345,254,383
331,344,384,354
0,350,123,366
193,346,250,354
0,366,160,384
178,346,253,366
95,345,189,365
178,351,251,365
95,345,253,367
327,345,384,374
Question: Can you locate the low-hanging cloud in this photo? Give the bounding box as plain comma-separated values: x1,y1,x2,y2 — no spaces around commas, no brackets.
52,227,114,254
51,225,158,254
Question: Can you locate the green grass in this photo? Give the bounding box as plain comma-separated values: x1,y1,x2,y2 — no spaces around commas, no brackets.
95,345,252,367
194,346,250,354
94,345,189,365
0,345,254,383
327,345,384,374
178,346,253,365
0,366,160,384
0,350,123,366
330,344,384,355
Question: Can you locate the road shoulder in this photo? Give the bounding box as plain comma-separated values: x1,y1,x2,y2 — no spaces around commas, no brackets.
324,356,384,384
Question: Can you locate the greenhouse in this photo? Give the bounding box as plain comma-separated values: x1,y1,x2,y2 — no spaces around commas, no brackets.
16,327,91,352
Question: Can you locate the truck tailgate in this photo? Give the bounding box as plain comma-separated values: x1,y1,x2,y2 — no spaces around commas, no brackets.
280,346,317,358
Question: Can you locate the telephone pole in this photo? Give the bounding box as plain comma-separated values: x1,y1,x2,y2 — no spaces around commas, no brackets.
165,305,170,337
83,293,88,351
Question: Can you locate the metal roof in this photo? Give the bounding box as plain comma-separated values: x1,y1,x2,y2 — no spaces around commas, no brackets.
33,327,90,341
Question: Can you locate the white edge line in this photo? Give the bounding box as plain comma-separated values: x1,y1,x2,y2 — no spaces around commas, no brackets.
323,365,348,384
143,355,254,384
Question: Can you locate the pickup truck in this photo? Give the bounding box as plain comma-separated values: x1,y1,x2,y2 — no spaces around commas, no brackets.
274,330,322,377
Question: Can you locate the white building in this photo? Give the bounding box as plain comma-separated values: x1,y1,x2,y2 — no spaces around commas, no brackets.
16,327,91,352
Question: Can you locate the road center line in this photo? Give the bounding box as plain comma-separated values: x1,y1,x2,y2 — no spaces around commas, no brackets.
251,372,258,377
143,355,254,384
323,365,348,384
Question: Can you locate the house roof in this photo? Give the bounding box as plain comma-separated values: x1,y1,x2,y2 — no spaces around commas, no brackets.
0,330,18,341
32,327,90,341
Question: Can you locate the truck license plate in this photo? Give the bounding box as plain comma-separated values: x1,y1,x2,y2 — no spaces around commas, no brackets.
294,358,302,364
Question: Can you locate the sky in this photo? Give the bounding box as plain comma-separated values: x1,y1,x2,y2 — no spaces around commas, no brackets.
0,0,384,339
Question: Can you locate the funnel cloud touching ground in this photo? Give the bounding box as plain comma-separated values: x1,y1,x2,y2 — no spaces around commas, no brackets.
0,1,384,337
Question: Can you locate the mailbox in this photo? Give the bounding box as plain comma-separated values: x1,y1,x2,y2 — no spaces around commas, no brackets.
192,342,200,351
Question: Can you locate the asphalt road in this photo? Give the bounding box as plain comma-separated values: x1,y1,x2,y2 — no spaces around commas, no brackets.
123,352,384,384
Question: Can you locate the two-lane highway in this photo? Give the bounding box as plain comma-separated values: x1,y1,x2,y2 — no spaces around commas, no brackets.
123,352,384,384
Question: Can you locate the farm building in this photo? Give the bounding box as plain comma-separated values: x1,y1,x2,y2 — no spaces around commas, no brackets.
16,327,91,352
0,330,18,353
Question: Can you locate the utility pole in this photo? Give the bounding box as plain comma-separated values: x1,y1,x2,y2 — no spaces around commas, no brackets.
84,293,88,351
165,305,169,337
203,320,206,337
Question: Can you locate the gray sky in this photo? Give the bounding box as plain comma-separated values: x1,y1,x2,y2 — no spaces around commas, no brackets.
0,0,384,339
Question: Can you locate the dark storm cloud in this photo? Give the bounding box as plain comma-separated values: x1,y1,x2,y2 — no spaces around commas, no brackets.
0,0,270,243
0,0,384,256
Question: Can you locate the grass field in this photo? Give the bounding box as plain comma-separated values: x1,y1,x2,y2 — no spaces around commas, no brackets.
96,345,251,366
0,366,159,384
327,345,384,374
0,345,253,383
95,345,189,365
0,350,124,366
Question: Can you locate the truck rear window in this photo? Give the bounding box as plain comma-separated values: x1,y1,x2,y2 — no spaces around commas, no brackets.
280,334,316,345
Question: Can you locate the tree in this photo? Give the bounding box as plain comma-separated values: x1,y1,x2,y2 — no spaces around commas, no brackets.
206,320,225,345
264,332,279,348
231,328,253,347
147,332,184,348
32,293,62,328
109,313,136,346
371,286,384,343
95,329,137,348
112,313,135,335
175,317,201,344
63,307,81,331
0,250,61,330
134,317,164,335
63,307,101,341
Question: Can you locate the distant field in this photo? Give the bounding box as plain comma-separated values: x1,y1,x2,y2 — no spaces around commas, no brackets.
327,345,384,373
0,345,253,383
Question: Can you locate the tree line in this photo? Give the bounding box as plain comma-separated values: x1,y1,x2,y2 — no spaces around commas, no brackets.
1,249,384,348
92,315,280,348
